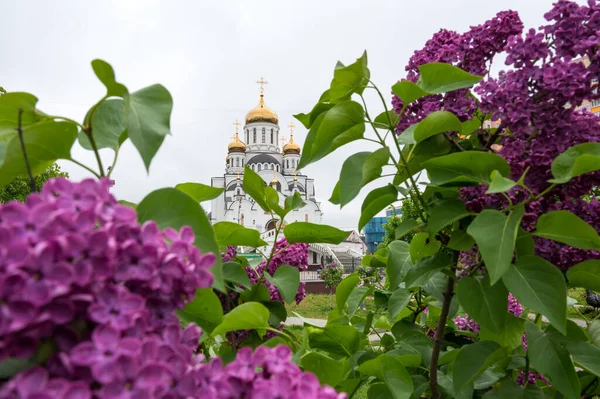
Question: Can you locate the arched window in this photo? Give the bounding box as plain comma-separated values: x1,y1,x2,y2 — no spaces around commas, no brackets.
236,158,239,167
253,128,256,143
246,129,249,143
276,165,280,172
305,214,309,222
286,160,289,169
270,129,274,143
258,164,261,172
262,128,266,143
241,159,244,166
236,188,240,195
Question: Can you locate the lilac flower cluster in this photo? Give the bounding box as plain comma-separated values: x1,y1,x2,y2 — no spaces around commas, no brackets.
247,238,308,304
394,0,600,270
195,345,346,399
0,178,216,397
464,0,600,270
392,10,523,132
452,294,523,335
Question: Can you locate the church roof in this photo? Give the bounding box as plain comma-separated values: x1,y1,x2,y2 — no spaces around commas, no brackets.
245,77,278,125
246,154,280,165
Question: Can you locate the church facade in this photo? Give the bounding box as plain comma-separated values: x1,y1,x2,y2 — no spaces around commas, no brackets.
209,78,323,233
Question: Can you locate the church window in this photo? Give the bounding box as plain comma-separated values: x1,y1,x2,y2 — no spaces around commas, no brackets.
253,128,256,143
262,128,266,143
246,129,249,143
258,165,261,172
271,129,274,143
242,159,244,166
305,214,309,222
236,188,240,195
240,214,245,226
276,165,279,172
252,219,255,224
286,160,289,169
236,158,239,167
313,252,317,264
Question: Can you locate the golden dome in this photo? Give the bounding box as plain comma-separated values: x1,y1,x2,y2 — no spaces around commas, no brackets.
227,121,246,153
270,170,278,185
245,94,278,125
283,129,301,155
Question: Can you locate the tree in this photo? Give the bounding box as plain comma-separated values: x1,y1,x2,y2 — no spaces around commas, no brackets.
0,163,68,203
378,191,422,249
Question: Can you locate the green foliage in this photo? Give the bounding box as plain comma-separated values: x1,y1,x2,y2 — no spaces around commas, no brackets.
0,163,68,203
321,262,345,291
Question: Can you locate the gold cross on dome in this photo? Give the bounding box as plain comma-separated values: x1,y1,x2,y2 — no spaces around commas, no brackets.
256,76,269,94
280,136,286,146
288,121,295,134
232,120,240,133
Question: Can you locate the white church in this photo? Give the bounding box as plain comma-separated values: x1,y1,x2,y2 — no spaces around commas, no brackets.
209,78,323,232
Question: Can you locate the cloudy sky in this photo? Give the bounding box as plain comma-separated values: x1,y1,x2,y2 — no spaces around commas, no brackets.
1,0,555,231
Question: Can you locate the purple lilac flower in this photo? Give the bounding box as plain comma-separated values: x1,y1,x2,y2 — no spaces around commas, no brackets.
0,178,218,398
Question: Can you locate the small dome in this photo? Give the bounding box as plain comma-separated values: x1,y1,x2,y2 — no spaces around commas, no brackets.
228,130,246,153
283,135,301,155
245,94,278,125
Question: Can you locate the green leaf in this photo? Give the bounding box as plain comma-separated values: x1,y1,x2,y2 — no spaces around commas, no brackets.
427,199,471,235
298,100,365,169
91,59,128,97
515,228,535,258
414,111,462,143
395,219,420,239
502,255,567,334
525,321,580,399
347,286,372,317
389,287,411,319
263,301,287,326
338,152,370,207
423,151,510,187
222,261,252,288
533,210,600,250
550,143,600,183
409,232,441,263
294,100,334,130
567,260,600,292
486,170,517,194
374,110,400,130
240,283,270,303
387,241,413,290
363,147,390,184
392,80,430,108
177,288,223,334
417,63,482,94
118,200,137,209
308,325,361,357
284,192,306,212
284,222,349,244
270,265,300,304
301,352,349,387
358,355,414,399
243,166,271,212
211,302,270,337
479,314,525,350
589,321,600,347
467,205,524,284
175,182,224,202
0,93,41,135
329,51,370,102
137,188,223,291
213,222,267,248
456,276,508,333
264,186,284,217
453,341,505,394
397,123,417,145
566,340,600,377
358,185,398,231
336,274,360,310
126,84,173,171
0,357,36,379
447,230,475,251
78,99,126,151
0,121,78,188
404,253,451,288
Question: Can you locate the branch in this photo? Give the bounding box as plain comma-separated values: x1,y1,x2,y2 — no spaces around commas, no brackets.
443,132,465,151
16,108,37,193
429,251,458,399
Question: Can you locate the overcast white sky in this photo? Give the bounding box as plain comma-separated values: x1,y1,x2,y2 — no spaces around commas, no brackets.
1,0,556,230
